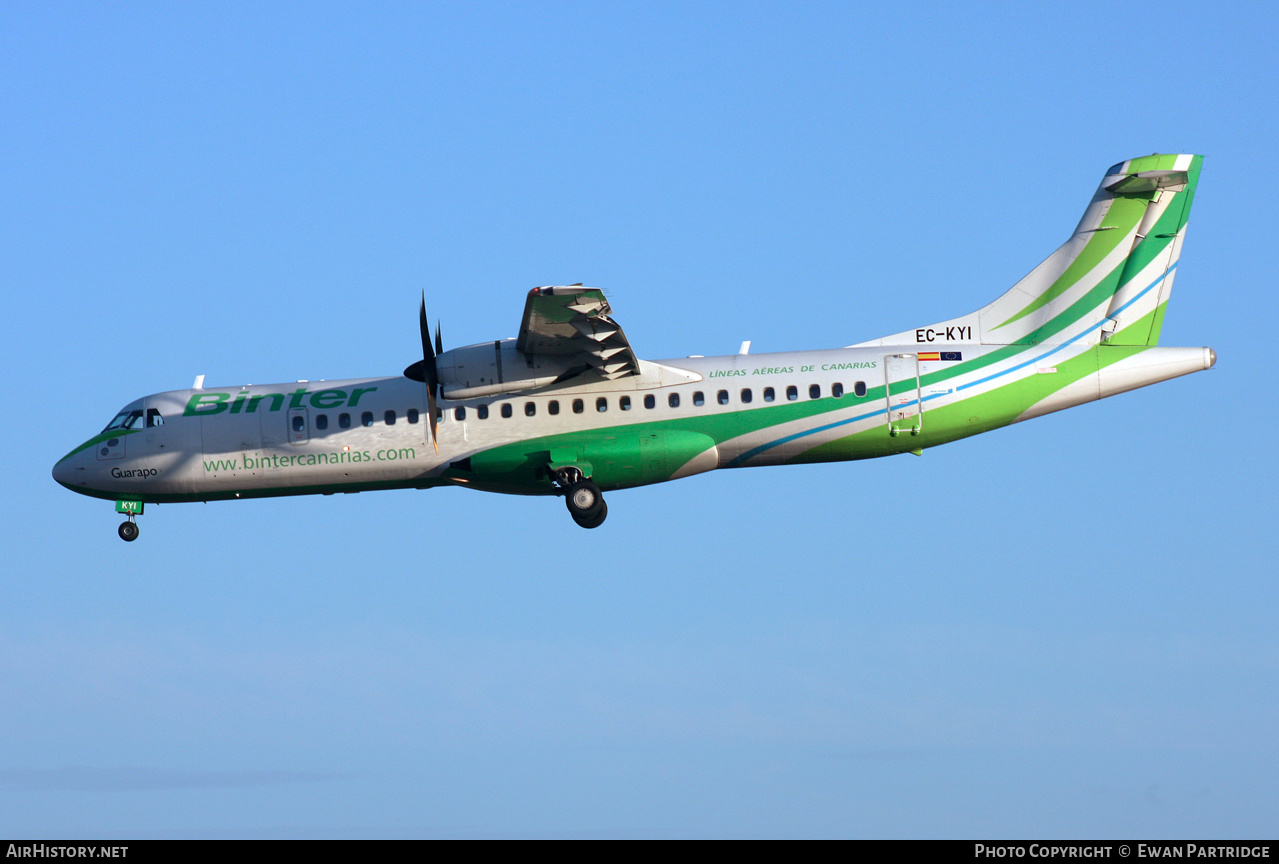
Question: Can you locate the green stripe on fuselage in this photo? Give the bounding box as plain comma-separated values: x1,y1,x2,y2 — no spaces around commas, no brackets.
57,429,140,464
793,341,1154,464
463,394,887,492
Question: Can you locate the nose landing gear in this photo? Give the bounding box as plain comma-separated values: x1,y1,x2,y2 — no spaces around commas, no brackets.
115,500,143,542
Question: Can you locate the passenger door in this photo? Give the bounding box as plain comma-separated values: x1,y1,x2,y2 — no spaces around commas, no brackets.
884,353,922,436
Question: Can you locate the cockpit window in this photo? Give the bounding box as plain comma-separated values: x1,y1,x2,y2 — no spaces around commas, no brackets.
103,409,144,432
146,408,164,427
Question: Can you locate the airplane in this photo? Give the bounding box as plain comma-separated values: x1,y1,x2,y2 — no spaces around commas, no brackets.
54,154,1215,540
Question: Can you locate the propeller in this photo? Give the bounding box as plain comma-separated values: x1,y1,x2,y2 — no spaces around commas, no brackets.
410,295,441,453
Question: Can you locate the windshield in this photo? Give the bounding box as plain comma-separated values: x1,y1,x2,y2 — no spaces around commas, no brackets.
102,409,144,432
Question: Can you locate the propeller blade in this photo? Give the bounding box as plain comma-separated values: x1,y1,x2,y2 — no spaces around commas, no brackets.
420,298,435,365
419,295,440,452
434,321,443,358
427,386,439,453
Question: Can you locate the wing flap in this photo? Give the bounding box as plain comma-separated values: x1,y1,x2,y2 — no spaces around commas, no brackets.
517,286,640,379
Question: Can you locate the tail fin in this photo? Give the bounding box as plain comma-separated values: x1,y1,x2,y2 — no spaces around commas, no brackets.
854,154,1202,349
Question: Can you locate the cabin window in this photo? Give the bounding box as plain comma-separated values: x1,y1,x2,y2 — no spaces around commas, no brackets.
740,388,752,404
668,392,680,408
316,414,329,430
477,404,489,420
572,399,584,414
763,387,775,402
385,410,397,425
596,397,608,412
454,407,465,421
407,409,419,424
717,390,729,405
786,385,798,401
292,415,305,433
361,411,374,427
809,384,821,399
644,394,656,409
548,400,560,415
146,408,164,427
525,402,536,417
339,413,351,429
620,395,632,410
693,391,705,406
832,382,844,398
854,381,867,397
501,403,512,418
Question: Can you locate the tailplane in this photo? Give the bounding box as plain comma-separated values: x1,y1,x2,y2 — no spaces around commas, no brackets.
855,154,1201,349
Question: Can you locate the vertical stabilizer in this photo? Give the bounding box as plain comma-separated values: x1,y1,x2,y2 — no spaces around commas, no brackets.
854,154,1201,349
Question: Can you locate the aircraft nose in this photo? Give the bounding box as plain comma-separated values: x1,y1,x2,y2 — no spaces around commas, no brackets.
52,453,81,489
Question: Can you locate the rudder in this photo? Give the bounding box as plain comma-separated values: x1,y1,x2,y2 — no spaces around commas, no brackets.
1097,154,1201,346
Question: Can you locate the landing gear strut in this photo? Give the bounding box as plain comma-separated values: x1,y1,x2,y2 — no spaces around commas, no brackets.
553,467,608,529
118,519,139,542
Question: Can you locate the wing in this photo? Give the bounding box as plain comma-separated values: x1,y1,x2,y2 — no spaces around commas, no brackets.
515,285,640,380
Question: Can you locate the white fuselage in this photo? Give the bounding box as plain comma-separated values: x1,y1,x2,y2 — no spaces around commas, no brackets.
53,341,1212,504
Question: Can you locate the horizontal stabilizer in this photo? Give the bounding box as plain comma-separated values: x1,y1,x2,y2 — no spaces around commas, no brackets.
1103,170,1188,195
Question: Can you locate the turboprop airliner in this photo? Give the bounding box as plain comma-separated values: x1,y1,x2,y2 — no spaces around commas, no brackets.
54,154,1215,540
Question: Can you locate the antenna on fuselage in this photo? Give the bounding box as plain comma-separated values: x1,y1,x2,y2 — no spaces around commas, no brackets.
738,341,751,355
193,374,205,390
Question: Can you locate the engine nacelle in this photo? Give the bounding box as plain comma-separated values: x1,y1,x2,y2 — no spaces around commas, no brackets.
437,338,582,399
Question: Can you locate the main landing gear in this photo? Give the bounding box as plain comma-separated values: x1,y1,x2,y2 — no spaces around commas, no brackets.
553,468,608,529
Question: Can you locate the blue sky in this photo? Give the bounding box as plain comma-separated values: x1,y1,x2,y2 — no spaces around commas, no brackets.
4,0,1277,838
